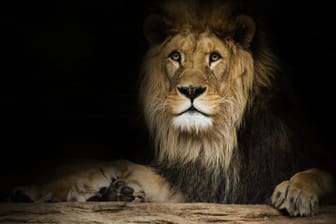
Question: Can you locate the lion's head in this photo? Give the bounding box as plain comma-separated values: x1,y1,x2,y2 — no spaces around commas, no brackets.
139,0,278,174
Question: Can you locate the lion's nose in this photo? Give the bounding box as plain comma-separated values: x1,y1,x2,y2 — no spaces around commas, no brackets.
177,86,206,100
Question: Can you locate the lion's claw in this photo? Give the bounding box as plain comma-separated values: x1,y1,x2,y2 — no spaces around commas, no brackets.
99,179,145,202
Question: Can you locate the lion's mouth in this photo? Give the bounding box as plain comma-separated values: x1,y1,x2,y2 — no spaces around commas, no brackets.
176,106,210,117
172,105,213,131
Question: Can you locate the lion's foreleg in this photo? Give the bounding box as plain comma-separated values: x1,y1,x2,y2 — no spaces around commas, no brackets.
10,160,183,203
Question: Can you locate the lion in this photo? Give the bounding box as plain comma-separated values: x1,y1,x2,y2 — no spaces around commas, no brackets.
10,0,335,217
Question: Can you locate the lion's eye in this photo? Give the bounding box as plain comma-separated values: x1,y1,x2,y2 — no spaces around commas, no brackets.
169,51,181,63
209,52,222,64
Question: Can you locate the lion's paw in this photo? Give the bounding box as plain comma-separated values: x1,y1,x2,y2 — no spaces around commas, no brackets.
271,180,319,216
100,179,145,202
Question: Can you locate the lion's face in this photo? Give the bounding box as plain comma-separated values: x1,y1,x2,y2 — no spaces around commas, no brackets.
139,4,275,167
142,30,254,135
165,32,245,132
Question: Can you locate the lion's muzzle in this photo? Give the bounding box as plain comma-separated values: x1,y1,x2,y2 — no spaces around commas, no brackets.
171,79,213,132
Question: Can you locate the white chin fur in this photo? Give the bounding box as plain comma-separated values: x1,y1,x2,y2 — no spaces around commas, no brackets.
172,112,213,132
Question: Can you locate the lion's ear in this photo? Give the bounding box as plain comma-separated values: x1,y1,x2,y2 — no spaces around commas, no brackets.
144,14,170,46
233,15,256,48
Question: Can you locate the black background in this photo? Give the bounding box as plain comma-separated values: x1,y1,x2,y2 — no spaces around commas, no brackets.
1,0,336,195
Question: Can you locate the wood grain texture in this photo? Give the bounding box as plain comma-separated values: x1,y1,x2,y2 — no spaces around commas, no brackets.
0,202,335,224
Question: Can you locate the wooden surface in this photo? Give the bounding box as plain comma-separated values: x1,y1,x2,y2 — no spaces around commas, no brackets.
0,202,335,224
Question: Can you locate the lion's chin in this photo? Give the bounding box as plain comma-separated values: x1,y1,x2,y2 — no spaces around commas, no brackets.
172,112,213,132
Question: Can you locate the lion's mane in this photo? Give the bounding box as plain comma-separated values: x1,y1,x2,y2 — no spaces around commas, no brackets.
139,0,299,203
